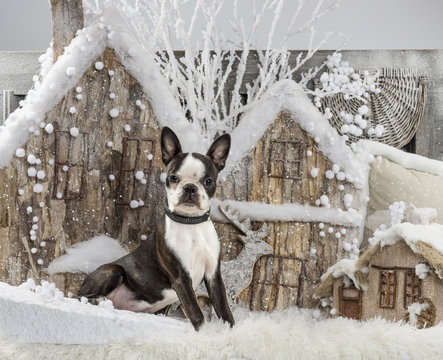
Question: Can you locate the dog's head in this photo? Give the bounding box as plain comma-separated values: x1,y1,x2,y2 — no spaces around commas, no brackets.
161,127,230,217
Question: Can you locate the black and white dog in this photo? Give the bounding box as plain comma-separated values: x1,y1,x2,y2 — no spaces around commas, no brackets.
78,127,234,331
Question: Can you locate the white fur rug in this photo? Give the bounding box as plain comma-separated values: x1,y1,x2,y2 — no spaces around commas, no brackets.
1,307,443,360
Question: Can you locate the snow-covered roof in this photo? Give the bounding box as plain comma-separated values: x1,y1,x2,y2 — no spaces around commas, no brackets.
222,80,368,188
0,23,199,168
361,140,443,176
317,221,443,297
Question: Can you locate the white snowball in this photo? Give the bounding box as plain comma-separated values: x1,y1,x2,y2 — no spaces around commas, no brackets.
315,199,321,206
27,154,37,164
130,200,139,209
37,259,44,265
124,124,131,132
336,172,346,181
27,167,37,177
66,67,76,77
135,100,142,106
147,154,153,160
109,108,119,118
325,170,335,179
95,61,104,70
141,235,147,241
140,104,146,110
141,179,147,185
32,216,39,223
44,123,54,134
320,195,329,206
138,200,145,206
62,165,69,172
160,172,167,182
109,174,115,181
16,148,26,158
108,70,115,76
107,141,113,147
338,184,345,191
135,171,144,180
358,105,369,115
319,231,325,237
307,150,313,156
319,223,325,229
33,184,43,193
37,170,45,180
335,232,341,239
310,168,319,178
367,127,375,136
109,93,115,99
70,127,79,137
56,192,63,199
341,229,347,235
332,164,340,173
69,106,77,114
39,202,45,207
40,241,46,247
375,124,384,137
31,248,37,254
328,227,334,233
18,189,25,195
76,94,83,100
344,194,354,208
76,87,82,93
340,124,349,133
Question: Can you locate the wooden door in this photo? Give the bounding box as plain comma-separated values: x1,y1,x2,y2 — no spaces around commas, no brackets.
339,286,362,320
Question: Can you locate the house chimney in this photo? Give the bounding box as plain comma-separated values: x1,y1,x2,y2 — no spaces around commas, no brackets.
50,0,84,62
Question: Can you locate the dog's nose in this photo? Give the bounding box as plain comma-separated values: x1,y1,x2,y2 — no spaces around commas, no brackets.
183,184,198,196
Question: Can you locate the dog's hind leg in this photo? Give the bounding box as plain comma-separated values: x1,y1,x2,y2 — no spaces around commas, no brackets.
78,263,125,299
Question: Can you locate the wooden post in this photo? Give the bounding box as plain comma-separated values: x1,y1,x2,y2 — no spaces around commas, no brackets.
50,0,84,62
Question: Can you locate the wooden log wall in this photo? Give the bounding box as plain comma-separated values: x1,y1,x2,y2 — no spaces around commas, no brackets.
217,112,361,310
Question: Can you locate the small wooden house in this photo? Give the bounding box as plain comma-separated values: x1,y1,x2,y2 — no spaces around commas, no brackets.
212,80,368,311
0,2,197,293
317,222,443,327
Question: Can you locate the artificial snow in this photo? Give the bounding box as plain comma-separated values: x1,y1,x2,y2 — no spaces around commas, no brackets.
27,167,37,177
47,235,128,275
211,199,363,226
130,200,139,209
70,127,79,137
95,61,104,70
33,184,44,194
415,263,430,279
321,258,359,289
0,25,107,168
44,123,54,134
371,222,443,265
109,108,119,118
15,148,25,158
69,106,77,114
407,302,430,328
135,170,144,180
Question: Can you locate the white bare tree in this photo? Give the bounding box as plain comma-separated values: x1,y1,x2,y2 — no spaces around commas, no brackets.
87,0,347,142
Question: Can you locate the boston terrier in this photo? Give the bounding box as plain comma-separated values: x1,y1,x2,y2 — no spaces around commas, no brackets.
78,127,235,331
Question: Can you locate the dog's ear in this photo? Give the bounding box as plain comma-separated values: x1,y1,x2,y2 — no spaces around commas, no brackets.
161,127,182,165
206,133,230,171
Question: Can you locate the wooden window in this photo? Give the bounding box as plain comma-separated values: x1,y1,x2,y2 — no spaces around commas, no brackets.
339,286,362,320
404,271,421,308
116,137,155,205
268,140,301,180
379,270,397,308
53,130,88,200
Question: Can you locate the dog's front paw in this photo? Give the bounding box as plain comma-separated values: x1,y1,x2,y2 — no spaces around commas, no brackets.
190,314,205,331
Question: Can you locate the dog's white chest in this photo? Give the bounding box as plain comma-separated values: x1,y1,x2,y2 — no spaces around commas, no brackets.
165,219,220,287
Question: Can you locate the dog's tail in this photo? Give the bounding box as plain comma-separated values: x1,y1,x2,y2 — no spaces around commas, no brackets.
47,235,129,275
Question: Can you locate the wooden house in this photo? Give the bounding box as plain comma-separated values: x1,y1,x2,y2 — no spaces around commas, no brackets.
317,222,443,327
212,80,368,311
0,1,197,293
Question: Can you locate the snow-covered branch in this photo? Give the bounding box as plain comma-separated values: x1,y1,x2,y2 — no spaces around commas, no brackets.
88,0,345,142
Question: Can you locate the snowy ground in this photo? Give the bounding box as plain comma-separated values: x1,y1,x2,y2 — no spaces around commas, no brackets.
1,282,443,359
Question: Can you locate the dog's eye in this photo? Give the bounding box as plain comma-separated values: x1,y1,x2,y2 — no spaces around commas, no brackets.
204,178,213,187
169,175,179,183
